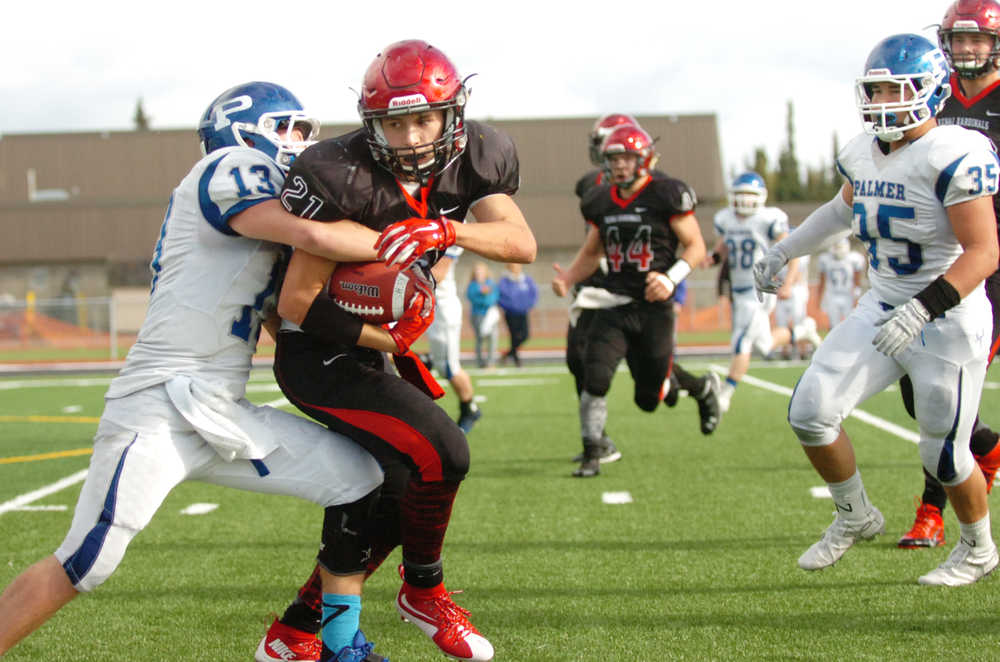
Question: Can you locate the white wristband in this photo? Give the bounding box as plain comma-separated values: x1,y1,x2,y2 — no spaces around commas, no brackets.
664,259,692,285
655,274,674,292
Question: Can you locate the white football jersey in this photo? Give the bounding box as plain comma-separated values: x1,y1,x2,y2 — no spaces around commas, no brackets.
817,250,866,299
837,125,999,306
107,146,287,400
714,206,789,292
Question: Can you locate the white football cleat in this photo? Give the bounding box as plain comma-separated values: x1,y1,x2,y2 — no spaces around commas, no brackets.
798,508,885,570
717,381,733,414
918,539,999,586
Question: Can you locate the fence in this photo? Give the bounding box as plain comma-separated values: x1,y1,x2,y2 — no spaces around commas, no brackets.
0,278,830,362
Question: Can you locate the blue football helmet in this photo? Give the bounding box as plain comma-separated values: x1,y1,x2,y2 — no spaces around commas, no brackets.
729,171,767,215
855,34,951,142
197,82,319,171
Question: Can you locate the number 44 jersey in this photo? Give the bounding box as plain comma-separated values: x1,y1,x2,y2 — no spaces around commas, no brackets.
837,124,999,307
579,173,698,301
107,146,288,400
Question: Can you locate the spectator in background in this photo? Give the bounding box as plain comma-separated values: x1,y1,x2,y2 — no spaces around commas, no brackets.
466,261,500,368
498,262,538,367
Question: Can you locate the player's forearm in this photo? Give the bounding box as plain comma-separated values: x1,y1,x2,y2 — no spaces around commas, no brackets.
302,220,380,263
941,243,998,298
356,325,400,353
452,218,536,263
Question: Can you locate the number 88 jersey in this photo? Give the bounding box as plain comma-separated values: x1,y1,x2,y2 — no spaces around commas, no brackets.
712,206,789,293
579,172,697,300
837,124,999,306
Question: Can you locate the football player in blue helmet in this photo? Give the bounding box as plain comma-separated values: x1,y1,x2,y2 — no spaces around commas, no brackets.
755,32,999,586
198,81,319,171
855,33,951,142
728,172,768,216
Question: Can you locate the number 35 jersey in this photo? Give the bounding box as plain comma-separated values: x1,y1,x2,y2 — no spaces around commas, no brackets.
837,125,999,307
580,175,697,300
107,146,287,400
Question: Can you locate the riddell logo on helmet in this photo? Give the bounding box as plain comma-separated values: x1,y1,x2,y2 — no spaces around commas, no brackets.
389,93,429,110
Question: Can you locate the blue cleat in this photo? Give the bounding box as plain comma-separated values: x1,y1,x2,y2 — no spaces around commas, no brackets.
324,629,388,662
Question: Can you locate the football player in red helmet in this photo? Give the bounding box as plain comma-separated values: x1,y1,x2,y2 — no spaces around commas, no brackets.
587,113,639,166
260,39,534,662
565,118,720,471
893,0,1000,551
552,124,719,478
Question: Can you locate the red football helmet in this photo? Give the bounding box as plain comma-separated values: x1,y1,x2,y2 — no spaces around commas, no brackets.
601,125,656,184
939,0,1000,78
588,113,638,165
358,39,469,183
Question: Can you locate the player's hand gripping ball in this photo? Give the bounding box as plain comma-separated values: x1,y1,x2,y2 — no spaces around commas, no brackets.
328,261,420,324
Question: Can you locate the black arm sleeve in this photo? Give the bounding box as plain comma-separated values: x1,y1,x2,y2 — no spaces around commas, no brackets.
299,289,364,346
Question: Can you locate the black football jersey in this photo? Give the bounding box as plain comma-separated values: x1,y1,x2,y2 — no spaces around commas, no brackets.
937,74,1000,223
579,174,697,300
280,119,519,265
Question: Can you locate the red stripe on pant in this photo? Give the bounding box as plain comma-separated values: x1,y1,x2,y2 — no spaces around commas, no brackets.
307,405,445,482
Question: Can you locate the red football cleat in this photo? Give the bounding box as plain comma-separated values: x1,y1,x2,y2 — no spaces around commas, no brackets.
255,618,321,662
897,500,945,549
396,581,494,661
974,441,1000,494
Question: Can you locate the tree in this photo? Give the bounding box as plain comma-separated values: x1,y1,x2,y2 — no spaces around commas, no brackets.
774,100,803,202
133,98,151,131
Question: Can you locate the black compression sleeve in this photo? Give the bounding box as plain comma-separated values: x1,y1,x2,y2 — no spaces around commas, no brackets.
914,276,961,318
299,289,364,346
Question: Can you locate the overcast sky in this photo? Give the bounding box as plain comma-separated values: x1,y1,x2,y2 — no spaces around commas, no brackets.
2,0,957,178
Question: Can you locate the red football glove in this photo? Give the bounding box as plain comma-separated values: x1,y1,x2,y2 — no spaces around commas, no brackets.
386,284,435,355
375,216,457,269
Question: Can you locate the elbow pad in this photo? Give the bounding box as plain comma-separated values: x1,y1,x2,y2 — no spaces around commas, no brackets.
778,193,853,259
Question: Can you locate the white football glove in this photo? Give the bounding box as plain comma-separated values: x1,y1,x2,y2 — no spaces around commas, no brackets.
872,298,931,358
753,245,789,302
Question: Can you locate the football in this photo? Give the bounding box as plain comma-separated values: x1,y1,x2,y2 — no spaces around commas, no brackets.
327,261,417,324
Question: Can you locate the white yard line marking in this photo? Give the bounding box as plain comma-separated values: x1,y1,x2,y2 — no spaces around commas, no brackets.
0,470,88,516
180,503,219,516
12,505,68,511
602,491,633,505
477,378,560,387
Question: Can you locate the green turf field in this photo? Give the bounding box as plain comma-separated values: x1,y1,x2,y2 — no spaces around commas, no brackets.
2,360,999,661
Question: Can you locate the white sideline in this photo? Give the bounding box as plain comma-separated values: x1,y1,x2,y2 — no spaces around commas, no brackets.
0,470,88,516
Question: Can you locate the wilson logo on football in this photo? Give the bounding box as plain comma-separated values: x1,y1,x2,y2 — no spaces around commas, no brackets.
338,281,381,298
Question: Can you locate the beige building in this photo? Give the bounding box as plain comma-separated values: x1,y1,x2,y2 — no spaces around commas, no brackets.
0,114,816,337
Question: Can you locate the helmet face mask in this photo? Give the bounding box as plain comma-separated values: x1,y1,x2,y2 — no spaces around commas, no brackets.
728,172,767,216
358,40,469,184
938,0,1000,78
856,34,951,142
600,125,655,187
198,82,318,171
